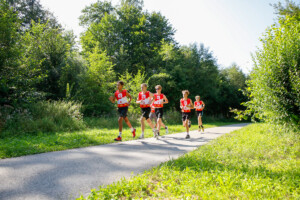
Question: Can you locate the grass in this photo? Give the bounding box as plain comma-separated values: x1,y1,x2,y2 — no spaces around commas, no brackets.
77,123,300,200
0,115,239,159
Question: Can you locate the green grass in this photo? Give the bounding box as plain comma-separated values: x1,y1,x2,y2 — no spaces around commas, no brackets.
0,116,238,159
77,123,300,200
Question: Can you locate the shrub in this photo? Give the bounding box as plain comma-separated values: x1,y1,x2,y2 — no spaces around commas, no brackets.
2,100,85,136
242,16,300,130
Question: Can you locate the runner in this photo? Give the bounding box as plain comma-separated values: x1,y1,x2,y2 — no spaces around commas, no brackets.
149,102,168,134
152,85,168,138
194,95,205,133
109,81,136,141
180,90,194,139
136,83,158,139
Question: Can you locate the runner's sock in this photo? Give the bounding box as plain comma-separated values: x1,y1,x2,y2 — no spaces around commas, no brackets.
131,127,134,132
141,131,144,136
119,132,122,137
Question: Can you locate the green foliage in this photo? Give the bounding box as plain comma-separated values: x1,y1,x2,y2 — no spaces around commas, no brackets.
119,70,148,114
220,64,248,117
79,0,114,27
2,100,85,136
80,0,175,75
0,0,21,105
272,0,300,21
242,15,300,129
78,123,300,200
8,0,61,29
75,47,116,116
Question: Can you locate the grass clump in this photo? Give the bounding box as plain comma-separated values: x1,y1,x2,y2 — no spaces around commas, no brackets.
1,101,85,136
78,123,300,200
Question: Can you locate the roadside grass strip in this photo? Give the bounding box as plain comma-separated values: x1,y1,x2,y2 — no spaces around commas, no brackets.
0,122,232,159
78,123,300,200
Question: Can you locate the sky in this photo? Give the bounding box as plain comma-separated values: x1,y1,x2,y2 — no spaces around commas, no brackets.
40,0,280,73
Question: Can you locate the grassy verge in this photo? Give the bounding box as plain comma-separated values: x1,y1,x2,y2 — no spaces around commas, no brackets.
0,116,239,159
78,123,300,200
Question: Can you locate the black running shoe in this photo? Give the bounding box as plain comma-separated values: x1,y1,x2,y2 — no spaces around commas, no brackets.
185,134,190,139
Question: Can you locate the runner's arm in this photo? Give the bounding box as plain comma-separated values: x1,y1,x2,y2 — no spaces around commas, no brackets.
136,96,141,104
126,91,132,103
163,95,169,104
189,100,194,109
109,95,116,103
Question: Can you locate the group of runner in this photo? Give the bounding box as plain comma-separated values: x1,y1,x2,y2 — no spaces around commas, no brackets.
109,81,205,141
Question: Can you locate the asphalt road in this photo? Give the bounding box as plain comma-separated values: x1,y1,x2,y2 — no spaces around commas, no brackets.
0,123,249,200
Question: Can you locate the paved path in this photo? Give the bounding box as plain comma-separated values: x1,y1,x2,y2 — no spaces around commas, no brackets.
0,123,249,200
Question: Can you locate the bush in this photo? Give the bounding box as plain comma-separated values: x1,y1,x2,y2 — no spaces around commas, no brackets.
242,16,300,129
2,101,85,136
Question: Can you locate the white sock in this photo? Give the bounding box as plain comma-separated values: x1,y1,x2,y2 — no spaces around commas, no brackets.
187,132,189,135
152,128,156,132
141,131,144,136
119,132,122,137
131,127,134,131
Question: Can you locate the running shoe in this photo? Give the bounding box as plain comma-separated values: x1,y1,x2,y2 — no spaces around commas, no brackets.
114,136,122,141
185,134,190,139
198,127,201,133
155,133,159,139
165,126,169,134
132,128,136,138
139,135,144,139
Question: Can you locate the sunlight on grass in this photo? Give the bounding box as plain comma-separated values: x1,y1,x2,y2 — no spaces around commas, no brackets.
77,123,300,200
0,120,234,158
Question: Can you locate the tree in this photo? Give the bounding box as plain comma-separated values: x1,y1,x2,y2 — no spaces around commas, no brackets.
244,15,300,128
272,0,300,21
79,0,114,27
219,64,247,117
0,0,21,105
7,0,60,29
80,0,175,75
75,47,116,116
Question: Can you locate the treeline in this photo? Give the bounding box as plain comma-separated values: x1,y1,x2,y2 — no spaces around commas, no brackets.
1,0,247,120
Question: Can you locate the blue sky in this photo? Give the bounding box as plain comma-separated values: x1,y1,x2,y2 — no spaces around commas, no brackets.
40,0,280,73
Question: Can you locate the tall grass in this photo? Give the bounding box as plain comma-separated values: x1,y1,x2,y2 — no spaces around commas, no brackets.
2,101,85,136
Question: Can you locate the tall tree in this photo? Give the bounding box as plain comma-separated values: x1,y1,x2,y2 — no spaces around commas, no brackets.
80,0,175,75
7,0,60,29
0,0,21,105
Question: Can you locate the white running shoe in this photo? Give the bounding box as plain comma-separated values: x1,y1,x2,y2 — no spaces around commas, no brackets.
139,135,144,139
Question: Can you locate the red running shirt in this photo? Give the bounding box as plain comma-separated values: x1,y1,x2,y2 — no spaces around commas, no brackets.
181,98,192,113
115,90,128,108
194,101,204,111
138,91,151,108
153,93,164,108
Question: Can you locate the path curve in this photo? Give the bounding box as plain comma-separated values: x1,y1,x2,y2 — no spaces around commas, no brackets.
0,123,249,200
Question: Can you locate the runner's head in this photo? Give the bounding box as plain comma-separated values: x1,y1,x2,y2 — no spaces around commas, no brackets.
155,85,162,94
117,81,124,90
141,83,147,91
195,95,200,101
182,90,189,98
